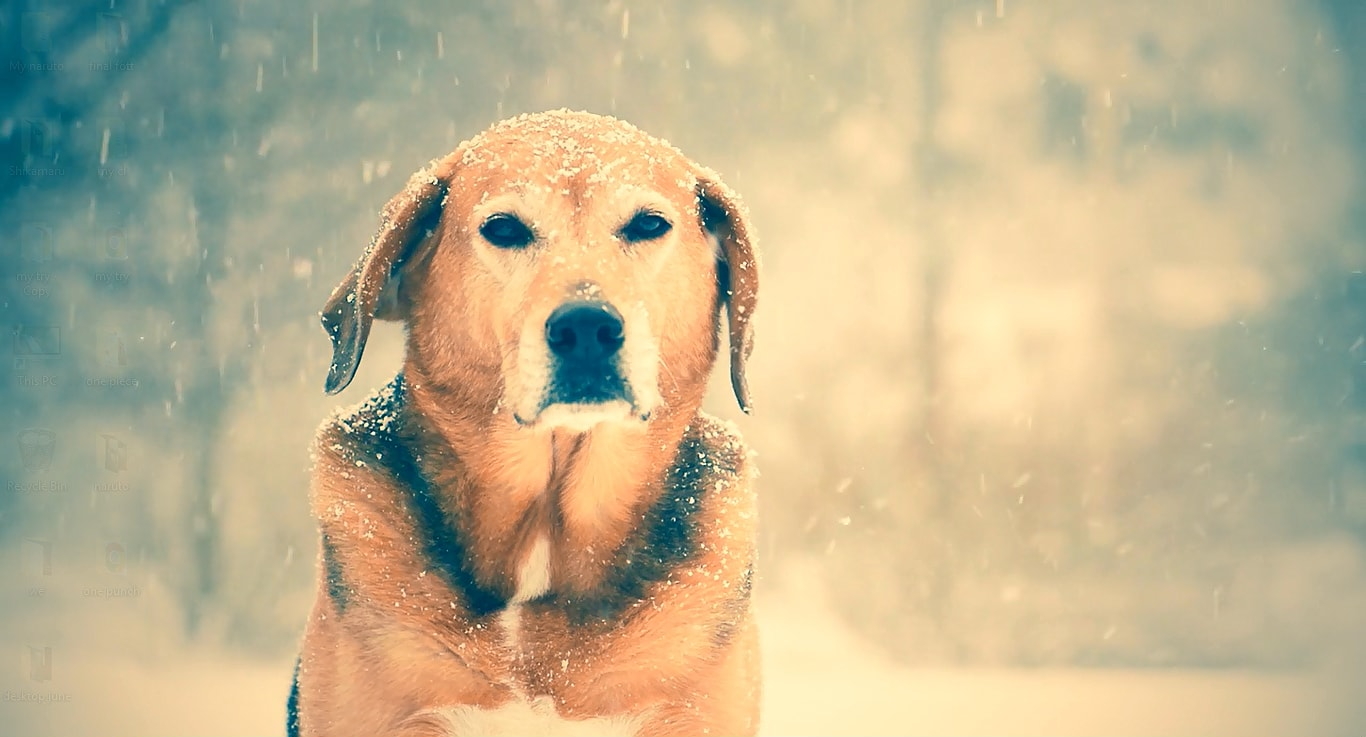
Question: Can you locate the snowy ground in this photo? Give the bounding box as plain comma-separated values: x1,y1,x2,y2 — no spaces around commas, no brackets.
4,563,1362,737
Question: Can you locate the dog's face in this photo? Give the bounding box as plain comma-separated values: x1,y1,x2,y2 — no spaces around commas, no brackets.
321,111,758,431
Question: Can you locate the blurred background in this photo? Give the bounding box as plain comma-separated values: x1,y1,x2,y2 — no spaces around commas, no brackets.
2,0,1365,735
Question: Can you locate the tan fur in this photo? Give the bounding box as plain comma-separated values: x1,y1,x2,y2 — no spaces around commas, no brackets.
296,111,761,737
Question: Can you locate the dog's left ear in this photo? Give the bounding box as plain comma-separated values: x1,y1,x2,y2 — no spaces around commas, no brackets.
320,153,460,395
697,172,760,414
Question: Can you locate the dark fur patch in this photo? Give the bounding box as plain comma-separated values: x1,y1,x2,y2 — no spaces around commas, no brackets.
286,656,300,737
330,375,749,637
557,426,739,626
320,532,349,613
347,374,506,618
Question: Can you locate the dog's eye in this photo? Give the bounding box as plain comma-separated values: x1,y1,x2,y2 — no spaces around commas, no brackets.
479,214,535,249
619,211,672,243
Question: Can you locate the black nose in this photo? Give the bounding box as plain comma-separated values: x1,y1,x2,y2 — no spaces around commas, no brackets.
545,301,625,363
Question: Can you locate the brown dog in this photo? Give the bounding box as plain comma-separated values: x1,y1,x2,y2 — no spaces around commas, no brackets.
288,110,762,737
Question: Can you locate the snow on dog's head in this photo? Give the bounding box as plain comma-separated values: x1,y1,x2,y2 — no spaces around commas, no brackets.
320,110,761,433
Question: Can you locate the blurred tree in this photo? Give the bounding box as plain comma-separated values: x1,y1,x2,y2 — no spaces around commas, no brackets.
0,0,292,640
821,0,1358,666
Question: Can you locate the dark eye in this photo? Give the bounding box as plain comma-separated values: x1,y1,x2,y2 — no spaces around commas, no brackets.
479,213,535,248
619,211,672,243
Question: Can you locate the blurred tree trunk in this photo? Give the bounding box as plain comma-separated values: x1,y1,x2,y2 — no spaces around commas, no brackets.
912,0,947,517
173,0,243,639
1319,0,1366,186
181,185,229,637
901,0,954,639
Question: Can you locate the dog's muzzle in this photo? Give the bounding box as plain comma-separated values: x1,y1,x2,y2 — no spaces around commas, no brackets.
543,300,633,406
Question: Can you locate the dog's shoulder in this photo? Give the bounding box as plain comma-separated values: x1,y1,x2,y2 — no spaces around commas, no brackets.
665,411,758,550
308,376,410,509
313,376,403,458
677,411,755,490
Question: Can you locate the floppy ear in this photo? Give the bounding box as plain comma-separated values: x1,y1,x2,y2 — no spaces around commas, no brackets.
697,173,760,414
320,153,460,395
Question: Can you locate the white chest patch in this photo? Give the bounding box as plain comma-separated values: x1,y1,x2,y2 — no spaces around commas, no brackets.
497,535,552,659
443,541,641,736
417,698,643,737
513,534,552,604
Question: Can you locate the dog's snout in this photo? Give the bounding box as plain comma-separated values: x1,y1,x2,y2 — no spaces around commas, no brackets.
546,302,625,363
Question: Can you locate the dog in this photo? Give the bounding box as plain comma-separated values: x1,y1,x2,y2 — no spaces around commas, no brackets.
289,110,762,737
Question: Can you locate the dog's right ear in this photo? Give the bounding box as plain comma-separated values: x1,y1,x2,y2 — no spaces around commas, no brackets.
320,153,460,395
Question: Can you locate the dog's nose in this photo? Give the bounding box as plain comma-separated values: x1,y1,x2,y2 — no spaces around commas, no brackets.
545,301,625,363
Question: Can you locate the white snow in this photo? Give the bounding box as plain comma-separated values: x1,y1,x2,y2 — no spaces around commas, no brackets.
3,558,1360,737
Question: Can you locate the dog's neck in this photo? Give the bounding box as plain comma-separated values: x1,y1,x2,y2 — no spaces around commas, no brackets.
400,365,701,603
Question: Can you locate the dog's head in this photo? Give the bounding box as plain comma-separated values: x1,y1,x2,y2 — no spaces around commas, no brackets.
320,110,759,432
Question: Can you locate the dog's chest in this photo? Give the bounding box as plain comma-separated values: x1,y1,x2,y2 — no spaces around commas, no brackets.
496,532,551,657
509,534,553,605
